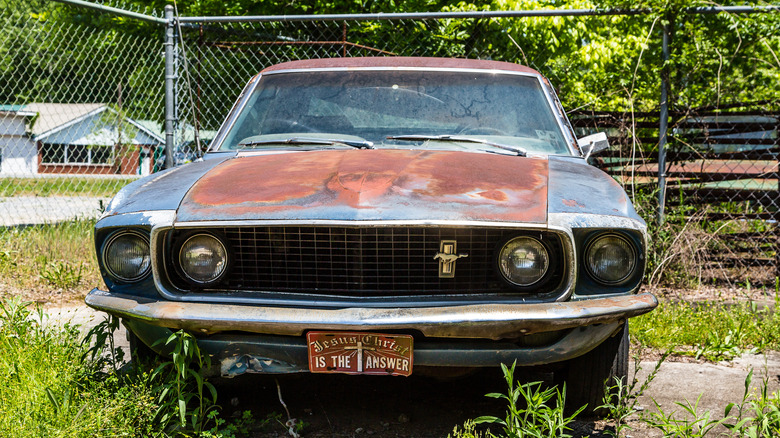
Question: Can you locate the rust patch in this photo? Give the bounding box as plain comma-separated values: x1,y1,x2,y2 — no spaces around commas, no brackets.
178,149,549,223
477,190,508,201
562,199,584,208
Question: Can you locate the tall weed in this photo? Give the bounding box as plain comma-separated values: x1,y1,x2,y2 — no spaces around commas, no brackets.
151,330,219,434
471,362,585,438
599,348,671,437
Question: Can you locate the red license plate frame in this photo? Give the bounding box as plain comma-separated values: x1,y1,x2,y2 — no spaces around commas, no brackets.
307,331,413,376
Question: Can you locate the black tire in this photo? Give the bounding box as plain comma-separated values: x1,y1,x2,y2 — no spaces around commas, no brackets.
563,322,629,416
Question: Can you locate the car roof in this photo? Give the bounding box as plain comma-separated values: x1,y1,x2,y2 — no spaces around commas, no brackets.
260,57,542,76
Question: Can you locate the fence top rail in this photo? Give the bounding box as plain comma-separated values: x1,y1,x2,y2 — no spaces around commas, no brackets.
178,9,648,23
177,5,779,24
50,0,167,24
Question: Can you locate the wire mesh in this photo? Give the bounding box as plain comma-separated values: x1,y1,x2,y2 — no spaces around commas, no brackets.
0,0,164,226
0,0,777,284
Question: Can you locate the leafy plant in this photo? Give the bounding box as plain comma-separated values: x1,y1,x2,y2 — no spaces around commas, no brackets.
693,325,758,362
474,362,585,437
151,329,219,434
643,394,726,437
723,369,780,437
599,348,670,437
40,260,84,290
82,314,124,373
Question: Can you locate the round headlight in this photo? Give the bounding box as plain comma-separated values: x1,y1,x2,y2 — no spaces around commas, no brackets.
498,236,549,286
103,231,151,282
178,233,228,284
585,234,637,285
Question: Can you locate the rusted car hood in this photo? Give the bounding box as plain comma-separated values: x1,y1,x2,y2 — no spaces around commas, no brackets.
175,149,549,223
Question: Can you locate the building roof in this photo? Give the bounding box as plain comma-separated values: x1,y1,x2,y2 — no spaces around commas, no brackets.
0,104,27,112
260,57,541,75
0,104,37,117
17,103,164,145
23,103,105,137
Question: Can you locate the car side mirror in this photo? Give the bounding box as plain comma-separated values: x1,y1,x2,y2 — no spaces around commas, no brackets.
577,132,610,160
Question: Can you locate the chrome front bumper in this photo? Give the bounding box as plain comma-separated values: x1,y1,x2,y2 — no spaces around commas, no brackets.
86,288,657,340
87,289,656,373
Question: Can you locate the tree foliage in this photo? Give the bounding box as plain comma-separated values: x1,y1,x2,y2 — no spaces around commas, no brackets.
1,0,778,123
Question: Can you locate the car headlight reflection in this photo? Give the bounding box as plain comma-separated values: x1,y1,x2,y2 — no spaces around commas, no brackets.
498,236,549,286
585,234,637,285
178,233,228,285
103,231,151,282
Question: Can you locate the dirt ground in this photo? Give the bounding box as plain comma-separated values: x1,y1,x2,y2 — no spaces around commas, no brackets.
42,302,780,438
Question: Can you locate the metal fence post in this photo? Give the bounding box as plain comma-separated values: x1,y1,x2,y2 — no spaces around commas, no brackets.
164,5,176,169
657,19,672,224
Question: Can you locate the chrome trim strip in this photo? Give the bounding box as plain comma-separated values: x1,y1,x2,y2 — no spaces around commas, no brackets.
86,288,657,339
173,219,550,229
152,220,577,306
208,74,262,152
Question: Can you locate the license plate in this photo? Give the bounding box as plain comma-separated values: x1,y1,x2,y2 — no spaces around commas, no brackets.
307,331,413,376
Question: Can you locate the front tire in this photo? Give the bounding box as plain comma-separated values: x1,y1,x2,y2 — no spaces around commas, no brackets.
564,322,629,416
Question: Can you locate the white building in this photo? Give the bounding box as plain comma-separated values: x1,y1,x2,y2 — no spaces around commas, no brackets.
0,103,164,177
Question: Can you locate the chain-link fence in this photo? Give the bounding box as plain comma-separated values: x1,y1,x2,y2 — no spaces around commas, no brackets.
1,0,777,285
0,0,165,225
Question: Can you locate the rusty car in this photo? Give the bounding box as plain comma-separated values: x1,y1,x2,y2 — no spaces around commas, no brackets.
86,57,657,411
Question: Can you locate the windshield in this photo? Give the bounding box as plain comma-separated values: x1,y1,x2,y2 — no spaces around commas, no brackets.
218,70,572,155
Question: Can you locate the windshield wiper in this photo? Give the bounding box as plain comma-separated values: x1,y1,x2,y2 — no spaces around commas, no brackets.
387,134,527,157
239,137,374,149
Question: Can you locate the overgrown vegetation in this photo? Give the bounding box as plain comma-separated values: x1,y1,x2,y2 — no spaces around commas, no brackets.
0,219,102,302
472,362,585,437
0,298,157,437
0,298,278,437
632,299,780,361
453,350,780,437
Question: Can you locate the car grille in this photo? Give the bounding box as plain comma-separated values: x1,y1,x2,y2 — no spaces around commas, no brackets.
168,226,565,297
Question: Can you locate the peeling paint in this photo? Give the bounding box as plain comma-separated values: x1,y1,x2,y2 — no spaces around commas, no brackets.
221,355,301,377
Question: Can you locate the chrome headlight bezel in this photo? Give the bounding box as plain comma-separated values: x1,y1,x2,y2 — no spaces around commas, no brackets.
101,230,152,283
496,235,552,288
176,232,231,286
584,233,639,286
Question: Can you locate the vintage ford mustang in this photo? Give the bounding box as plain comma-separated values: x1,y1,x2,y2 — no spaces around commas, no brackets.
86,57,657,410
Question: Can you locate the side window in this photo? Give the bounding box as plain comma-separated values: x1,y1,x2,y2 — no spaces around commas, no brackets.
41,143,65,164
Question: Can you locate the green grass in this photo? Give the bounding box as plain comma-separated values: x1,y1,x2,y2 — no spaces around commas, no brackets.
631,299,780,361
0,219,101,301
0,177,134,197
0,300,271,438
0,299,158,437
